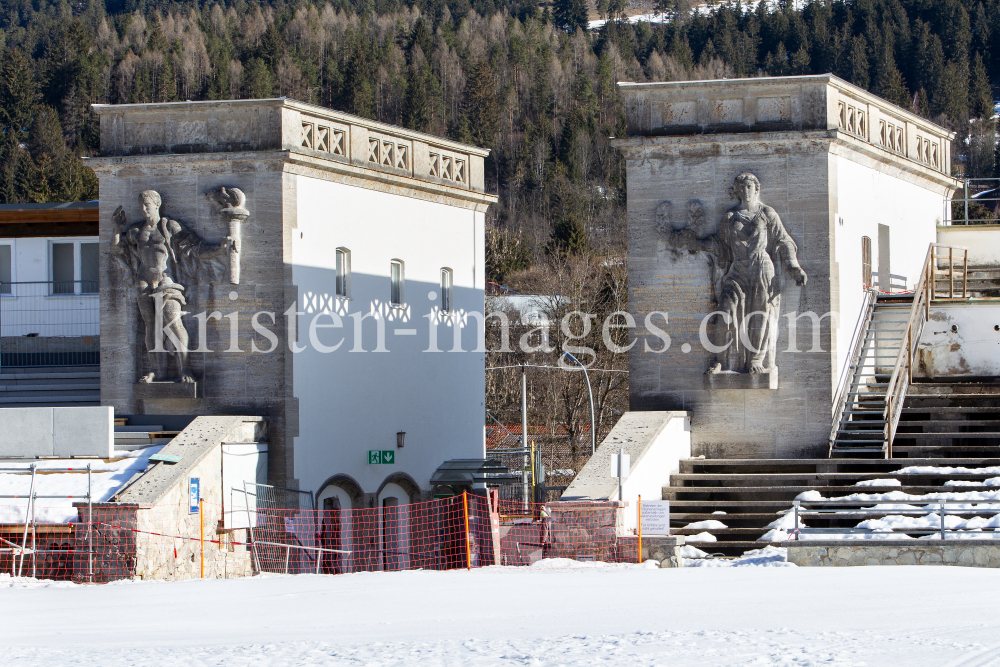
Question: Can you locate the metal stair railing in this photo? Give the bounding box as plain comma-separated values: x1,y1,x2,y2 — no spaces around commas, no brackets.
827,287,878,457
884,243,969,458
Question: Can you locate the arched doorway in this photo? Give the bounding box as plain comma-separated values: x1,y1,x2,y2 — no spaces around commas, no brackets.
316,476,363,574
378,482,410,571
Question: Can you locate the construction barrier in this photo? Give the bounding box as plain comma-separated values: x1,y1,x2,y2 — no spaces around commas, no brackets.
0,493,639,582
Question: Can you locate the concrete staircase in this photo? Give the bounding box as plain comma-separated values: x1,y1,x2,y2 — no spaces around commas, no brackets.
892,381,1000,457
114,418,182,452
665,454,1000,556
0,365,100,407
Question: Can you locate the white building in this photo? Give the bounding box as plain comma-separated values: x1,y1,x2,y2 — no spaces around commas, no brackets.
0,202,100,374
86,99,497,511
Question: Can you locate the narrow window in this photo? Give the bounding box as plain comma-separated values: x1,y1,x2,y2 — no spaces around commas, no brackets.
51,243,75,294
335,248,351,298
440,268,453,312
861,236,872,288
390,260,404,306
0,244,11,294
80,242,99,294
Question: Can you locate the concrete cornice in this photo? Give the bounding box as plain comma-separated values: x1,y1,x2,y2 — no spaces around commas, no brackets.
83,150,497,211
91,98,492,195
612,129,959,195
618,73,954,140
91,98,491,157
615,74,955,181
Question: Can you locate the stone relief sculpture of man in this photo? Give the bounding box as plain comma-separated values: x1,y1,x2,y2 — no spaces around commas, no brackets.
112,190,234,383
664,173,807,375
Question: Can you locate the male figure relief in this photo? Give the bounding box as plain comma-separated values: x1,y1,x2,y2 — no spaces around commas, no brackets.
113,190,233,383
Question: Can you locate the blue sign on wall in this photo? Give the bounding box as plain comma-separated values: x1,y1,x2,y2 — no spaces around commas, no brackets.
189,478,200,513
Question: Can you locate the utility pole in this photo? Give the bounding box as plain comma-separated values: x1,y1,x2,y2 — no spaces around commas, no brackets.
522,366,529,505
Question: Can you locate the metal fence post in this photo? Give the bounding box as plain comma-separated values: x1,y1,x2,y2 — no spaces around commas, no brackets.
17,464,36,577
939,501,946,540
87,464,93,582
793,501,800,540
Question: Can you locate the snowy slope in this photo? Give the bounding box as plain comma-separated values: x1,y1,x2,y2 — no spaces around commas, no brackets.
0,447,164,523
3,562,1000,666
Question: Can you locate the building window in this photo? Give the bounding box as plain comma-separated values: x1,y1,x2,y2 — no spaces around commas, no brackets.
336,248,351,298
390,260,404,306
0,243,11,294
81,242,98,294
440,268,453,312
861,236,872,288
51,240,99,295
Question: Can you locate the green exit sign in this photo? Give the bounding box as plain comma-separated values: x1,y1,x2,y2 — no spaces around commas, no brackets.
368,450,395,464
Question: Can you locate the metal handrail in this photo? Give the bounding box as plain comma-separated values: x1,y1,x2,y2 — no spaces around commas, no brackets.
828,288,878,457
791,498,999,541
883,243,969,457
944,177,1000,225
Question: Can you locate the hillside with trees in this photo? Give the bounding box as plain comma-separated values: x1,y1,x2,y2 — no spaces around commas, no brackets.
0,0,996,470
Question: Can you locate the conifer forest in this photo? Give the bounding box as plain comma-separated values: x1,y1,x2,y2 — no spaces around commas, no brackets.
0,0,997,465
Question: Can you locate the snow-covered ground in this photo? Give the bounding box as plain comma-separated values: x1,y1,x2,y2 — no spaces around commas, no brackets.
3,559,1000,666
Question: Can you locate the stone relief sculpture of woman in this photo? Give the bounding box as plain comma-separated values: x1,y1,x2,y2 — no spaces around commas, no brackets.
664,173,807,376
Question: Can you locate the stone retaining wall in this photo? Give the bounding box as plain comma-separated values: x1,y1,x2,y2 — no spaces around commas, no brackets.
785,541,1000,567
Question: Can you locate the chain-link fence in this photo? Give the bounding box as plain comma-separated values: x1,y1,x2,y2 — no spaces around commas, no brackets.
0,281,100,367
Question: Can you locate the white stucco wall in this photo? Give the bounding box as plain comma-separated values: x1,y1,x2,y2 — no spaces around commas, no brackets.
831,155,943,394
937,225,1000,266
0,235,100,337
291,175,486,498
916,303,1000,378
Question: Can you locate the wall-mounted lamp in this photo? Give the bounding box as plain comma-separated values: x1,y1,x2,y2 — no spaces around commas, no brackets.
396,431,406,448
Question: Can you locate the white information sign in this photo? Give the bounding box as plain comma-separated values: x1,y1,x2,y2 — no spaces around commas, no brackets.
640,500,671,535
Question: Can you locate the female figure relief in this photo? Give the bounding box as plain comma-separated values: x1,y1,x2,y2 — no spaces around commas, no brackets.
666,173,807,375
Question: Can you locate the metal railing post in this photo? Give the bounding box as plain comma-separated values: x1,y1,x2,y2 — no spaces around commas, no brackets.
964,177,969,224
87,464,93,581
793,501,800,540
962,249,968,298
17,465,36,577
939,501,946,540
949,247,954,298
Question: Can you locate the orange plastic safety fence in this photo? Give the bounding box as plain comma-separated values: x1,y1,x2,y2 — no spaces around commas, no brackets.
0,495,635,583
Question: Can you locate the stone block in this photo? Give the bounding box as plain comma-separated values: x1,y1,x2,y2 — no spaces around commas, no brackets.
897,551,917,565
0,408,54,457
133,382,201,399
52,407,114,458
958,549,975,565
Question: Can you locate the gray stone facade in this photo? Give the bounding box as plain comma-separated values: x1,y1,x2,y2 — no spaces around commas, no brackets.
86,99,495,492
613,75,958,458
786,540,1000,567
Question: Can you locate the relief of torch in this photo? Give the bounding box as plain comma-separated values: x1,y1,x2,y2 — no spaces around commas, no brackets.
211,187,249,285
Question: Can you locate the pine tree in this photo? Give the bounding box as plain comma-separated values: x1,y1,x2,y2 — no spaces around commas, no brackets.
848,36,870,89
547,213,589,257
873,36,909,107
244,58,275,99
0,48,39,151
969,52,994,119
464,60,500,149
554,0,588,33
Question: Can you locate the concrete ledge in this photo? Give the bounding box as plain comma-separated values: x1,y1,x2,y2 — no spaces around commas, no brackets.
704,368,778,390
783,540,1000,567
133,382,200,399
